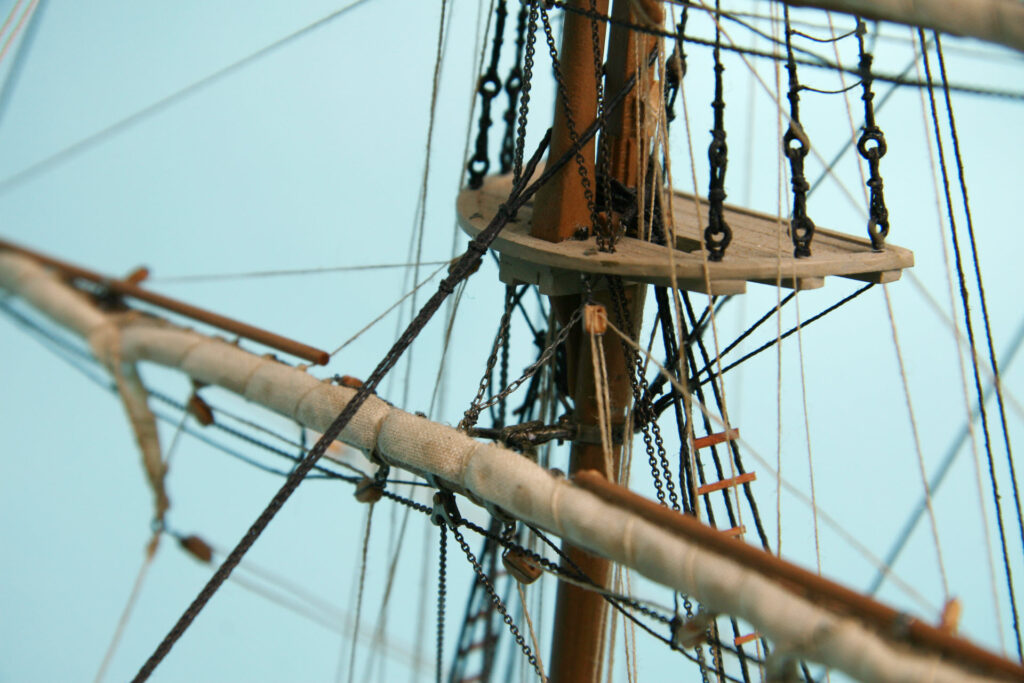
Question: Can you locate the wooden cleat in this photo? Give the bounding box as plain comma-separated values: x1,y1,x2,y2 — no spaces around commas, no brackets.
697,471,756,496
722,525,746,538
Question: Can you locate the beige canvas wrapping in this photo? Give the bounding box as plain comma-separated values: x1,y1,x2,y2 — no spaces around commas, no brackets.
0,251,1002,682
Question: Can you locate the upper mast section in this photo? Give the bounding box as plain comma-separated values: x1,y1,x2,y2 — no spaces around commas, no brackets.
458,1,914,295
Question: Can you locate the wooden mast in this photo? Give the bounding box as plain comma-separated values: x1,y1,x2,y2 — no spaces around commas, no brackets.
531,2,662,681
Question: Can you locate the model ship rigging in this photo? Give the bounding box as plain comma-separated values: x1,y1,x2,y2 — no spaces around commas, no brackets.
1,0,1023,681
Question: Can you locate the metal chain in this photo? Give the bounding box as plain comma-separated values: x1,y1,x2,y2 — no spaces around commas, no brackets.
607,276,681,510
708,621,725,683
683,597,712,683
461,285,518,431
451,526,545,679
513,1,540,183
467,0,509,189
497,302,512,428
539,5,600,234
783,6,816,258
437,523,448,683
500,2,529,174
473,305,583,416
653,286,695,514
704,0,732,261
588,0,616,252
855,19,890,250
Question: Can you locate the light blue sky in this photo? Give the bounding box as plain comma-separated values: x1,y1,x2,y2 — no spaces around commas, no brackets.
1,1,1023,681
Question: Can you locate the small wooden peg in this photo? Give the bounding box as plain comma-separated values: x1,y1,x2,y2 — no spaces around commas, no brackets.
584,304,607,335
502,547,543,585
337,375,364,389
187,392,215,426
178,534,213,564
939,597,962,634
721,525,746,538
124,266,150,285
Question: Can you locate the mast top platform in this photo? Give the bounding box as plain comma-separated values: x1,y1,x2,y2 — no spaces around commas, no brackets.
458,173,913,296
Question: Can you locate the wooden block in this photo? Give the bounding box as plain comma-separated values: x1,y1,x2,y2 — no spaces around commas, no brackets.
842,269,902,284
752,276,825,290
721,525,746,537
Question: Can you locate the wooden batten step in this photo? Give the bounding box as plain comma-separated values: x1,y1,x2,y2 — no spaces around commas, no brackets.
734,632,761,646
693,428,739,450
696,471,756,496
456,174,914,296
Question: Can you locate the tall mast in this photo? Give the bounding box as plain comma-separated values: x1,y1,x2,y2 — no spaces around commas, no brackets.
531,2,663,681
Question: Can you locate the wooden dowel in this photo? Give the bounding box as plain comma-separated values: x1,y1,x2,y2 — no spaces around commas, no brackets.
696,471,756,496
0,237,330,365
573,469,1024,682
692,428,739,450
733,632,760,646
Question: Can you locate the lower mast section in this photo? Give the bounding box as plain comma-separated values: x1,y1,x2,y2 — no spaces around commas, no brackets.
530,1,661,680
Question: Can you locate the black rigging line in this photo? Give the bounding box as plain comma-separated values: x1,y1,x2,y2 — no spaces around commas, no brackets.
681,291,771,551
920,29,1022,659
489,252,541,337
868,316,1024,596
0,299,341,483
0,296,374,484
547,0,1024,100
132,124,564,680
698,283,874,384
808,35,926,197
0,0,377,196
925,30,1019,663
677,294,815,683
2,291,756,677
934,31,1024,575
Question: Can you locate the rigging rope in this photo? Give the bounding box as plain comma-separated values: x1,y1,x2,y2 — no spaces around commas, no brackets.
921,28,1024,663
0,0,378,196
130,128,553,682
